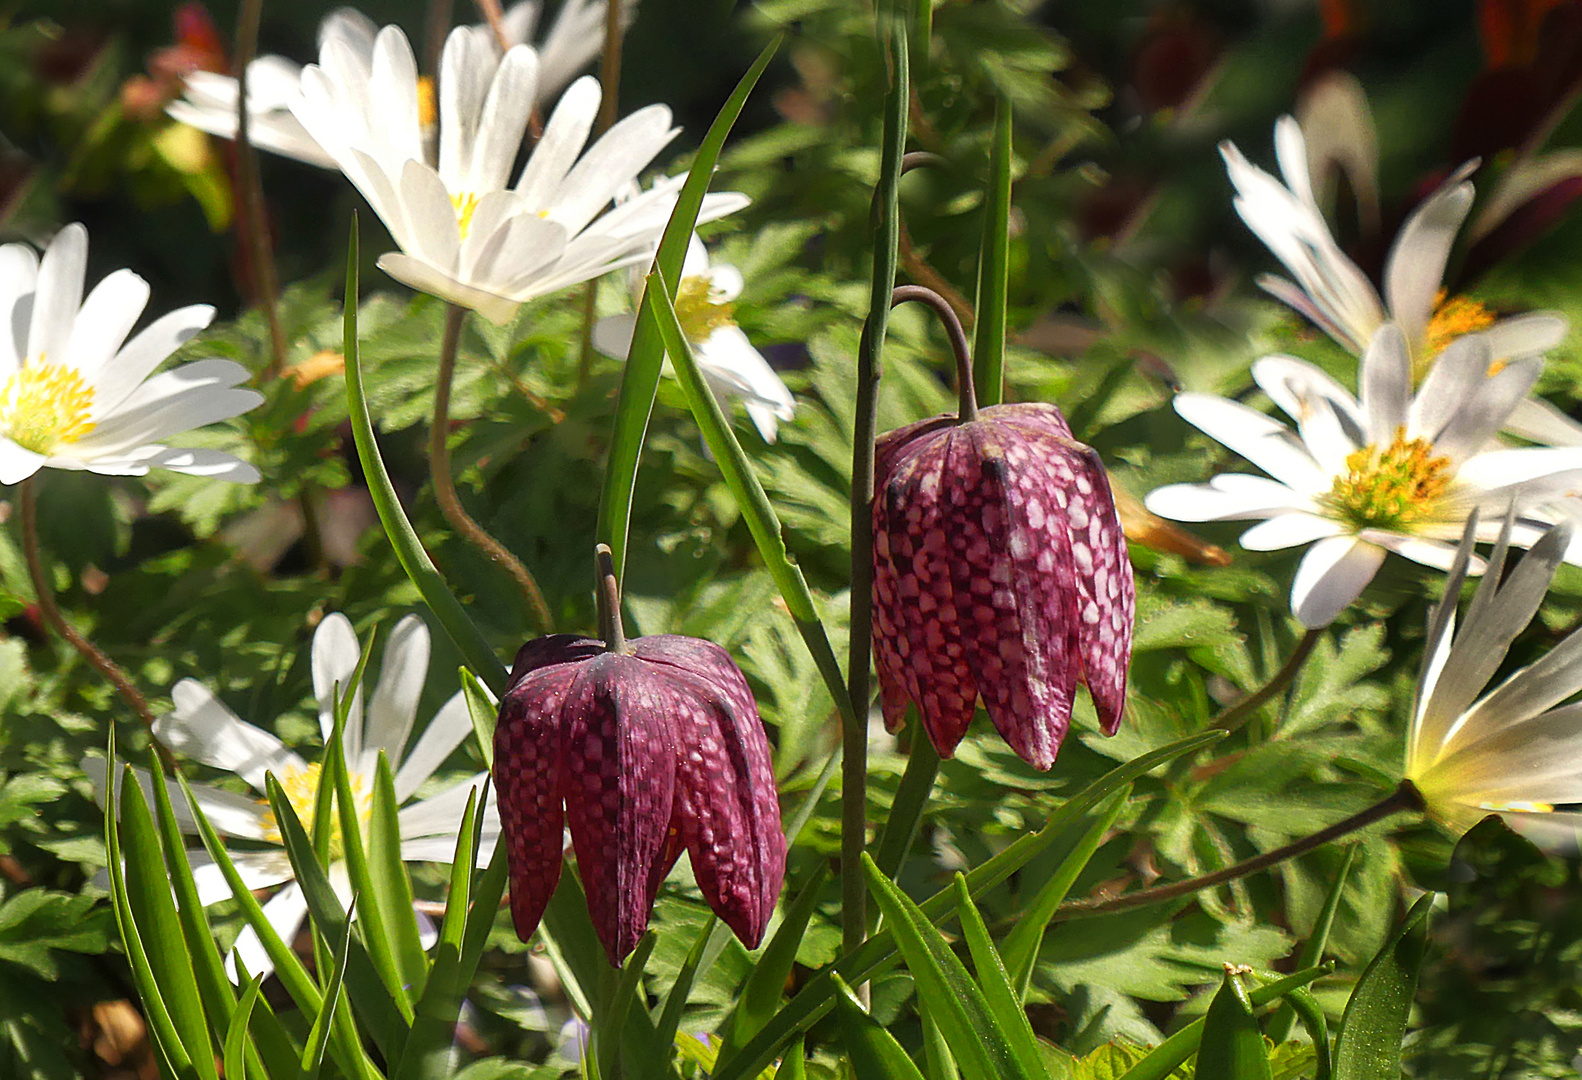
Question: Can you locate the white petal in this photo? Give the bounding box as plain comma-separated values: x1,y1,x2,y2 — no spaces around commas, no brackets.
1385,171,1474,356
365,614,430,766
1426,353,1541,464
1357,530,1468,571
1174,393,1330,494
1144,473,1309,521
1289,535,1386,627
1454,446,1582,491
1482,311,1568,361
226,882,308,983
0,440,45,484
546,104,677,234
394,692,475,801
60,269,149,381
191,851,294,905
397,772,490,837
1504,396,1582,447
82,756,272,840
313,613,364,758
74,358,258,452
0,244,40,377
1409,334,1495,445
515,76,600,208
89,304,216,418
376,253,521,325
397,161,462,273
1251,353,1366,448
468,46,539,194
27,224,87,368
591,313,637,359
695,326,794,416
1238,513,1342,551
1357,324,1411,441
153,680,308,794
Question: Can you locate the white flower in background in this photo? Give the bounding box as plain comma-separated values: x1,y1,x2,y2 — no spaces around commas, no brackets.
1221,115,1566,381
168,2,628,169
1145,324,1582,627
592,235,795,441
1407,517,1582,851
291,22,745,325
87,613,498,980
0,223,262,485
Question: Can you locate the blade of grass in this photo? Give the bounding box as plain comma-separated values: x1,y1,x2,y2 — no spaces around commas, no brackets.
596,932,658,1080
1195,967,1273,1080
1331,894,1434,1080
597,35,781,585
341,216,507,697
971,93,1012,408
461,667,498,769
300,896,358,1080
727,866,831,1052
655,917,722,1052
1266,845,1357,1044
949,875,1045,1079
831,973,928,1080
223,975,266,1080
369,753,429,999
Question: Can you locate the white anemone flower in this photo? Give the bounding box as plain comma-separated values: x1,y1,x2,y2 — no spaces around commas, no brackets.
1407,516,1582,851
168,2,626,169
88,613,498,980
592,234,795,442
0,223,261,485
1145,323,1582,627
291,23,746,325
1222,116,1566,382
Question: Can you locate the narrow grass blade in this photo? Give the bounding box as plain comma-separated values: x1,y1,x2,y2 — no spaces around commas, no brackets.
832,973,928,1080
860,855,1039,1080
1332,894,1434,1080
727,866,831,1052
1195,967,1272,1080
1002,787,1130,999
341,216,507,696
369,753,429,998
646,270,856,720
1280,988,1332,1080
1267,844,1357,1043
870,731,940,883
461,666,498,769
223,975,265,1080
711,731,1225,1080
119,763,220,1080
971,93,1012,408
597,35,781,585
301,896,357,1080
949,876,1045,1079
655,916,721,1053
596,932,657,1080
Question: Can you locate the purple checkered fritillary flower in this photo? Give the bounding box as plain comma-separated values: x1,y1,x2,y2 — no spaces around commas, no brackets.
493,547,785,965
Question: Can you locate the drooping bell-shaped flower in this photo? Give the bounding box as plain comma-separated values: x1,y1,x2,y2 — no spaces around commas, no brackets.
870,290,1135,770
494,546,785,964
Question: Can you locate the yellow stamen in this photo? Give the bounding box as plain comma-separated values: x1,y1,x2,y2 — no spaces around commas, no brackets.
256,763,371,859
417,76,438,132
1419,290,1497,381
1320,427,1452,532
451,191,480,239
0,360,97,455
285,349,345,389
674,275,735,345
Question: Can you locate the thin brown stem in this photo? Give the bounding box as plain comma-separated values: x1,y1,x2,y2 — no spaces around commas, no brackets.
430,304,554,634
1055,782,1423,920
234,0,288,376
594,544,627,654
19,480,171,767
1211,628,1322,734
471,0,510,51
892,285,976,420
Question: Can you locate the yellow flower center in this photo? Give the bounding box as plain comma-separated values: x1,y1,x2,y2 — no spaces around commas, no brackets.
451,191,481,240
1419,291,1497,381
417,75,438,132
256,763,371,860
1320,427,1452,532
675,275,735,345
0,360,97,455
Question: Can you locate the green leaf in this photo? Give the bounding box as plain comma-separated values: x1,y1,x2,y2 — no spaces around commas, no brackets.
369,754,429,1000
596,932,658,1080
596,34,782,585
1276,989,1332,1080
654,916,722,1053
1195,967,1272,1080
1332,894,1434,1080
341,216,508,697
461,666,498,769
831,973,929,1080
1002,786,1131,1000
1266,845,1356,1044
971,93,1012,408
712,731,1227,1080
728,866,831,1052
861,855,1040,1080
300,895,357,1080
223,975,265,1080
949,875,1046,1079
118,762,220,1080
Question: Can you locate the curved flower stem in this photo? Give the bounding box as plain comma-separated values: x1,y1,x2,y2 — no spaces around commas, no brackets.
471,0,511,51
1211,628,1322,734
1053,781,1423,920
594,544,627,654
18,479,171,766
891,285,976,421
234,0,288,376
430,303,554,634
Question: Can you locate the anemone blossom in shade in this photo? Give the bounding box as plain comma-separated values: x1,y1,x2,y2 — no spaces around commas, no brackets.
168,2,628,169
0,223,261,485
495,633,785,965
291,24,747,326
870,403,1135,770
86,613,498,981
1222,115,1567,381
1406,515,1582,851
1145,323,1582,628
592,234,795,442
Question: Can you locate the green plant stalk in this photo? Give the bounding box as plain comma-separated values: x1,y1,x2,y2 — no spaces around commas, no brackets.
429,302,554,634
233,0,288,376
869,728,939,885
1055,782,1422,919
971,93,1011,408
1266,844,1356,1043
1212,628,1322,733
847,11,910,965
341,218,509,697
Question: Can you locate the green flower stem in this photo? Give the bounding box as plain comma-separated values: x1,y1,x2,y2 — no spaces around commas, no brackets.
233,0,287,376
18,479,170,766
1052,781,1424,920
1211,628,1322,734
429,303,554,635
869,729,940,889
892,285,976,421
